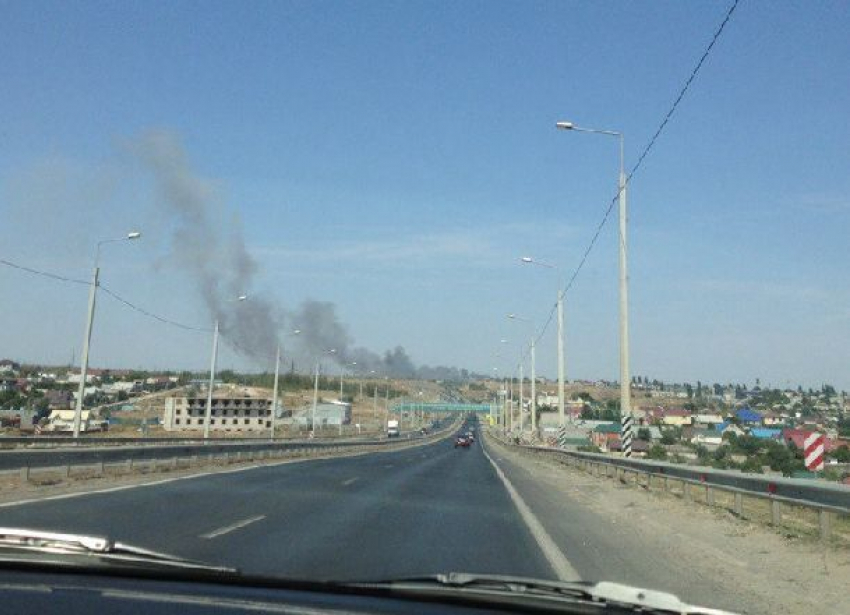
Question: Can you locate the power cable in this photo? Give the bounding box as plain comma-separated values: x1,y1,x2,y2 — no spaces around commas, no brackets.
523,0,741,353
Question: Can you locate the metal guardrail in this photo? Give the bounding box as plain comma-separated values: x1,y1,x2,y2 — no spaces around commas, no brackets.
0,420,461,474
488,433,850,542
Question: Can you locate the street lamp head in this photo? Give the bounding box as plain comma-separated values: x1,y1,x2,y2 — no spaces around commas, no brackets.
507,314,517,320
520,256,533,263
127,231,142,240
292,329,301,335
236,295,248,302
555,121,574,131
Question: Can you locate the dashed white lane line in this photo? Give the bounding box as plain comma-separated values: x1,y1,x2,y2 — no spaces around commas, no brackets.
341,477,359,486
481,443,580,582
201,515,265,539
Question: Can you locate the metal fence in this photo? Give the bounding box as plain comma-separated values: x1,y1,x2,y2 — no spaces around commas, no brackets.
490,434,850,542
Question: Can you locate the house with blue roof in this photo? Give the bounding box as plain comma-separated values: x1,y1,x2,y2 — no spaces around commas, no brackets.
749,427,782,441
735,407,762,425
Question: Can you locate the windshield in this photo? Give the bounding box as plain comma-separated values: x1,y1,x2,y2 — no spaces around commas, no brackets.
1,2,848,615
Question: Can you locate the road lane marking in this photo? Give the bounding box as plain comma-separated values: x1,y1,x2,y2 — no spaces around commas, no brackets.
341,477,359,486
201,515,265,539
481,444,580,582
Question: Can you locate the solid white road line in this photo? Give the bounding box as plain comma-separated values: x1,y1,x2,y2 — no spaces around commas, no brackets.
201,515,265,539
341,477,359,486
481,443,580,582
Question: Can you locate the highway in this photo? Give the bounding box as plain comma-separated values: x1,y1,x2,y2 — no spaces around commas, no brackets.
0,430,552,581
0,429,793,613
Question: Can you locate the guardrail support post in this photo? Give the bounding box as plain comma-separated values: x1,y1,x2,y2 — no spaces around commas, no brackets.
682,482,691,502
706,486,715,507
770,499,782,526
819,510,833,542
97,461,104,476
19,466,30,483
663,476,669,492
733,492,743,516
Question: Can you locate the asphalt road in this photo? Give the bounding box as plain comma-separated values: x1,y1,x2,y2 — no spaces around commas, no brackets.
0,430,555,581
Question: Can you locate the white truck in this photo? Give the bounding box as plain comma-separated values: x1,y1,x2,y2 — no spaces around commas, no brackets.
386,419,400,438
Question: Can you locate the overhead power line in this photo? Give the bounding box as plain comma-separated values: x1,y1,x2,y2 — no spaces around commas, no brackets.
526,0,741,352
1,256,210,334
0,258,89,286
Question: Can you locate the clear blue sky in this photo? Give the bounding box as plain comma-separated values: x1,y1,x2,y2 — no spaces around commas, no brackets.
1,1,849,389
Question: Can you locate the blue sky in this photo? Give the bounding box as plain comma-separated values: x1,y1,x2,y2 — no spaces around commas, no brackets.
1,1,849,389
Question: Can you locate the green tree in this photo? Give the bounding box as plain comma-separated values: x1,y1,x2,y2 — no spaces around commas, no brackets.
646,444,668,460
832,446,850,463
637,427,651,441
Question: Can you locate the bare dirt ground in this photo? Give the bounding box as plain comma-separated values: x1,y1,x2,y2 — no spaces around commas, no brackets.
490,438,850,615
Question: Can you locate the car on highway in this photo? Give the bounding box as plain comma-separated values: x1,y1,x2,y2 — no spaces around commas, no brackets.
454,434,471,448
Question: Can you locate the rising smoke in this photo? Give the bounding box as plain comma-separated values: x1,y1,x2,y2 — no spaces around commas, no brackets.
131,129,467,379
132,129,283,361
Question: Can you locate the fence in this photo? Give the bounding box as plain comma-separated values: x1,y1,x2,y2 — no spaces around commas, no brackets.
489,433,850,542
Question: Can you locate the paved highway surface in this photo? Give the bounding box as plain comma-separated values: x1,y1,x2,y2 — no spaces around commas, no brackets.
0,430,552,581
0,429,752,612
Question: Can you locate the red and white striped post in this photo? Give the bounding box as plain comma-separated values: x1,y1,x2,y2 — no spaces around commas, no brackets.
804,432,825,472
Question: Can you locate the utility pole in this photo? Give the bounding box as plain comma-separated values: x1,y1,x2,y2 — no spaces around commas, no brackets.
72,266,99,438
519,363,524,432
311,362,320,434
530,336,537,435
557,289,566,426
203,319,220,441
270,344,280,440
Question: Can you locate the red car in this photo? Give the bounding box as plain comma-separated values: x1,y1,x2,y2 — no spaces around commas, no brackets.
454,435,471,448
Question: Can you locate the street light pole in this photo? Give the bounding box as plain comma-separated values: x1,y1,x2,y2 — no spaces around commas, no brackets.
73,232,141,438
557,121,631,444
270,329,300,441
203,319,220,442
530,336,537,435
520,256,567,428
557,289,565,425
519,363,524,432
270,344,280,441
203,295,247,442
311,361,320,433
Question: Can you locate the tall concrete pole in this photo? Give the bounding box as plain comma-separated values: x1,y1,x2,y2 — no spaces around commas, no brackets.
617,133,631,424
519,363,524,432
270,344,280,440
311,361,320,433
530,336,537,434
203,319,220,441
72,266,99,438
557,290,566,426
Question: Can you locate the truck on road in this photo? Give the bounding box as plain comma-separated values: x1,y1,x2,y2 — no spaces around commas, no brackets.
386,419,400,438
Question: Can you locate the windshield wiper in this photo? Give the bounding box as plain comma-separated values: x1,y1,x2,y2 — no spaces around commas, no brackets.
354,573,737,614
0,527,235,574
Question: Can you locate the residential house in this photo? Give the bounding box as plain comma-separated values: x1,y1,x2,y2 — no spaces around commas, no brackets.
591,423,621,451
749,427,783,441
691,428,724,447
718,421,747,438
761,412,787,427
693,412,724,426
735,407,763,425
0,360,21,375
609,439,650,455
782,428,837,452
661,407,693,427
44,389,73,409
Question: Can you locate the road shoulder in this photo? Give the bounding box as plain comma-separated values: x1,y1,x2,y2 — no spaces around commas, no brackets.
484,433,850,615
